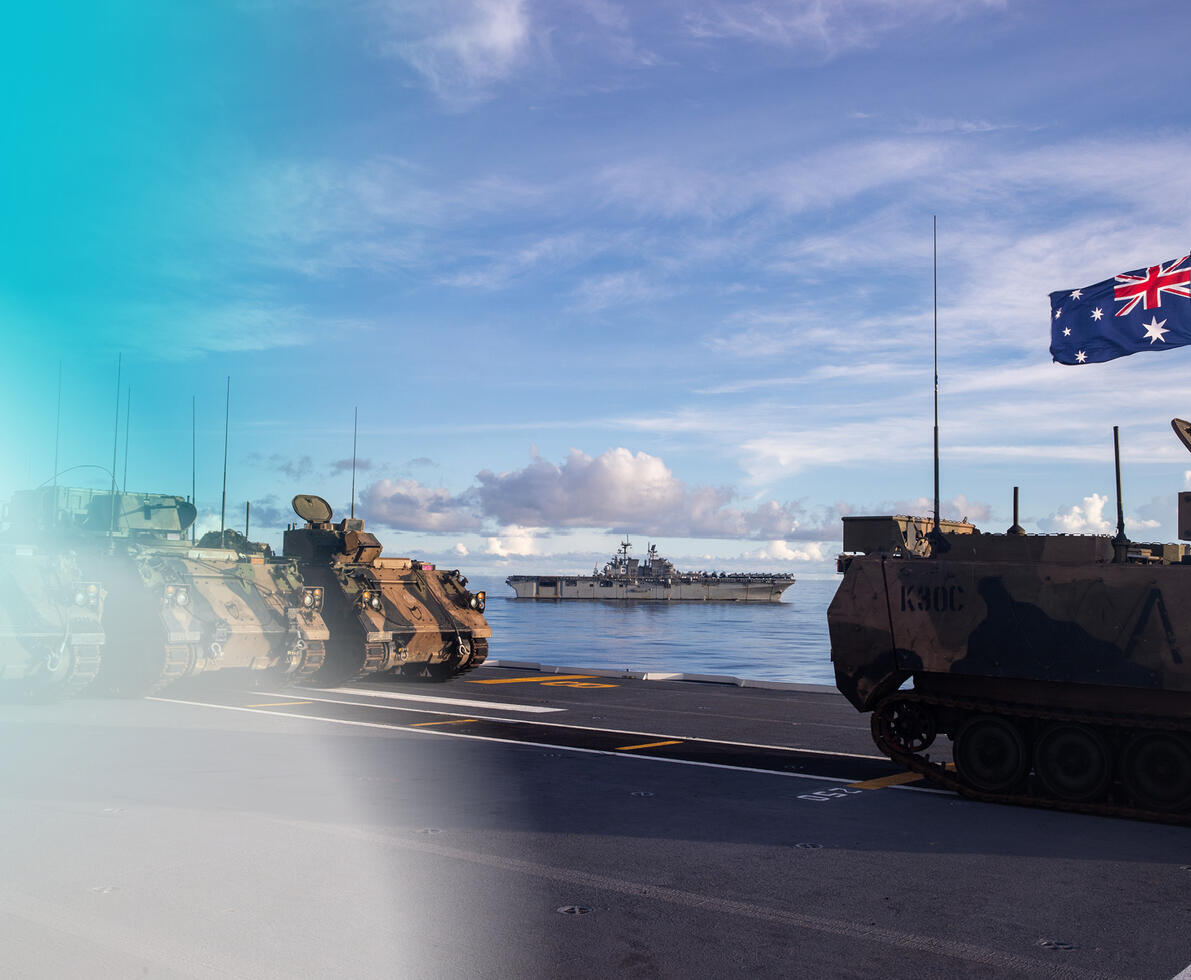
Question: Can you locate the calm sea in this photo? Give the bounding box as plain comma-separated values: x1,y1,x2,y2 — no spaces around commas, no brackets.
470,575,841,685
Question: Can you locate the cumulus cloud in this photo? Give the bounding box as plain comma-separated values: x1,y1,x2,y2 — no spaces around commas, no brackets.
747,540,826,562
452,542,469,556
359,446,833,540
1038,492,1164,536
474,447,812,538
361,478,484,531
1038,493,1112,533
485,526,546,556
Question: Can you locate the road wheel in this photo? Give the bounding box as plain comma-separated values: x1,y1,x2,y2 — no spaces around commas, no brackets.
873,697,937,754
1034,723,1112,802
954,715,1028,793
1123,733,1191,812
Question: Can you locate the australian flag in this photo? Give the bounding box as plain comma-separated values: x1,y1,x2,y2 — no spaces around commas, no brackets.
1050,254,1191,365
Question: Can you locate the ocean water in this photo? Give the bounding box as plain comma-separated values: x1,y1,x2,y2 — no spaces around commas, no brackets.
471,575,841,685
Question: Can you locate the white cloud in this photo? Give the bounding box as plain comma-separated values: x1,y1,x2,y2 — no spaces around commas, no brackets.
748,540,826,562
474,447,812,538
384,0,532,108
361,478,483,531
359,446,834,540
1038,493,1111,534
485,526,544,556
685,0,1005,57
452,542,469,556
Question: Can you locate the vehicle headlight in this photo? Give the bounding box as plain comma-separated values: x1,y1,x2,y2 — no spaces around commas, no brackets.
74,591,86,606
303,591,315,607
469,595,477,609
370,594,382,610
476,591,486,613
175,588,190,607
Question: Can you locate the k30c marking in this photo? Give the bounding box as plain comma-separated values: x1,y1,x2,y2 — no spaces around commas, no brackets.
899,583,964,613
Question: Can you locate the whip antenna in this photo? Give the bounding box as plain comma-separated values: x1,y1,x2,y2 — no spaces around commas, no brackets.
220,376,230,547
191,395,197,544
928,217,949,553
933,216,940,534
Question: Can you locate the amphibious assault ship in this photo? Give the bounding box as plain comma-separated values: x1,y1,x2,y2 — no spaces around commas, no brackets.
506,537,794,601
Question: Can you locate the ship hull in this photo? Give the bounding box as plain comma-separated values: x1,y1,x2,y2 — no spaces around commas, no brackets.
505,575,794,602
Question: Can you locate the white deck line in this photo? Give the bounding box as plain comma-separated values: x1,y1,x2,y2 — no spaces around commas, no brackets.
251,691,885,761
316,686,564,713
149,696,942,793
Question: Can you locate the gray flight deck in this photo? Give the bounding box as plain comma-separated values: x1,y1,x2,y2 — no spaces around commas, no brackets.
2,663,1189,978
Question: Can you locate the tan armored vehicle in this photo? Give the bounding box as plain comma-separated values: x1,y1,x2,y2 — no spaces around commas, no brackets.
828,437,1191,824
283,494,491,684
8,487,329,696
0,538,104,698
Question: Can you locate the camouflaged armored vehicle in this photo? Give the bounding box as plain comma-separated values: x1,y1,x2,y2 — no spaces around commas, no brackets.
283,494,491,684
829,467,1191,824
7,487,329,696
0,536,104,698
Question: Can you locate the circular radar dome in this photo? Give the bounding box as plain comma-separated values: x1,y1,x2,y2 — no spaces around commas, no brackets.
292,494,333,523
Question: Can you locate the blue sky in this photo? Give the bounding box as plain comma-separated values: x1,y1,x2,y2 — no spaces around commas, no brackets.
3,0,1190,576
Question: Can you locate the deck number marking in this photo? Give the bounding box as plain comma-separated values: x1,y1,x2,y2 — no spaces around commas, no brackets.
900,583,964,613
798,787,864,803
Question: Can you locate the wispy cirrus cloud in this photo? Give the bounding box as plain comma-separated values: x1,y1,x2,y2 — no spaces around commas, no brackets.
684,0,1005,57
378,0,533,108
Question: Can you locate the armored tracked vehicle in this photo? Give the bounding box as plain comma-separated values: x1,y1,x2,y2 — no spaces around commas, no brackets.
829,460,1191,823
8,487,329,696
0,539,104,698
283,494,491,684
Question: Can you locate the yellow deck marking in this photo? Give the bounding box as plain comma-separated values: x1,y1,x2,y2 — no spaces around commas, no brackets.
469,674,596,685
541,680,618,689
408,718,479,727
615,739,683,752
244,700,313,708
848,770,925,790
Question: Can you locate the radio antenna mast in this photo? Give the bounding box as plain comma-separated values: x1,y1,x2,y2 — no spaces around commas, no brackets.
928,216,949,554
219,376,230,547
191,395,197,544
350,406,358,520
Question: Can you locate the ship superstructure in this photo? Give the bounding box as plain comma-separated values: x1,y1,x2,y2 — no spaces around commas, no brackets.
506,538,794,602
